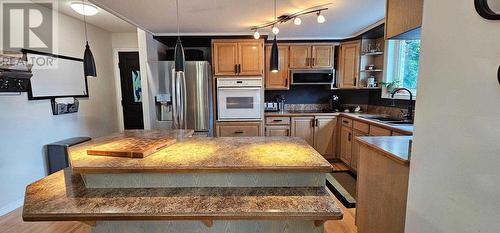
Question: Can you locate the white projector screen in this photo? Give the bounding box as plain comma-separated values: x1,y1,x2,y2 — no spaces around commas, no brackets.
25,50,88,100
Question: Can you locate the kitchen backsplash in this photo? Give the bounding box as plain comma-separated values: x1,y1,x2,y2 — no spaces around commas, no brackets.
265,86,415,111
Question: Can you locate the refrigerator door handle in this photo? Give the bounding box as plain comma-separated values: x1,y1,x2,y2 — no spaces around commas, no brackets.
180,71,187,129
171,68,179,129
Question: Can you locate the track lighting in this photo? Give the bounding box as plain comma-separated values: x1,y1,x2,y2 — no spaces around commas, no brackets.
253,30,260,39
293,17,302,25
317,11,326,23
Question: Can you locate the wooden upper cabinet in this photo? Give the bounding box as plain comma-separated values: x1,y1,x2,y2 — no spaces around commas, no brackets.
312,45,334,68
289,44,334,69
338,41,361,88
289,45,311,69
212,39,263,76
265,45,289,90
385,0,423,39
238,41,263,75
213,42,238,75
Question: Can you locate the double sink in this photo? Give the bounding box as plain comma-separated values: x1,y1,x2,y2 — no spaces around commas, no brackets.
359,116,414,126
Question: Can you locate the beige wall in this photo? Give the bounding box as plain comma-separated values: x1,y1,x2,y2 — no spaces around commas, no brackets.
0,10,120,215
405,0,500,232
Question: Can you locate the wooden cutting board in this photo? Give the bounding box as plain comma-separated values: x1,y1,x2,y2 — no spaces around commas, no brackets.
86,136,176,158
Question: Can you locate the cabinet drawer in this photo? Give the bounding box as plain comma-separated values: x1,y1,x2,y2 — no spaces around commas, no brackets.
265,125,290,137
265,117,290,125
369,125,392,136
217,122,262,137
353,120,369,134
340,118,353,128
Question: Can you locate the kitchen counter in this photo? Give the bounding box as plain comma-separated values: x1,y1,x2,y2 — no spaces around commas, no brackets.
265,111,413,135
24,130,342,233
69,136,333,174
355,136,412,165
23,169,342,222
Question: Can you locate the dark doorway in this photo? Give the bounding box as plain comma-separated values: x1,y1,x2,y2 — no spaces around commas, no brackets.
118,52,144,129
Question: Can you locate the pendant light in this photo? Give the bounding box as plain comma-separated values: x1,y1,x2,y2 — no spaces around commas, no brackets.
174,0,185,72
82,0,96,77
269,0,279,72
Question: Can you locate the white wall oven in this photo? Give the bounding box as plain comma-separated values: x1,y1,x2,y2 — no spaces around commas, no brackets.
217,77,262,120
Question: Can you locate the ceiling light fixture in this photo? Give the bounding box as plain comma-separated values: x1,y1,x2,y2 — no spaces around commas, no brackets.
82,0,96,78
271,25,280,35
71,2,98,16
293,17,302,25
269,0,279,73
250,3,330,33
253,30,260,39
317,11,326,23
174,0,185,72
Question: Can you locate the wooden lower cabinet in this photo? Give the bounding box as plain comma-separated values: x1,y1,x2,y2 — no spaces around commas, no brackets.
216,121,263,137
290,117,315,146
356,145,409,233
265,125,289,136
340,126,353,165
313,116,337,160
351,130,368,172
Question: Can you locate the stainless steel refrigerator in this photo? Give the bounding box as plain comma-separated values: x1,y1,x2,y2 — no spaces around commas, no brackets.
152,61,213,136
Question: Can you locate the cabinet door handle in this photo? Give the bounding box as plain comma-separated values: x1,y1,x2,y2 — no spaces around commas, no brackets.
235,64,238,74
238,64,241,73
315,119,319,127
234,131,244,134
273,119,283,122
286,128,290,136
348,132,352,141
312,57,316,66
343,120,349,124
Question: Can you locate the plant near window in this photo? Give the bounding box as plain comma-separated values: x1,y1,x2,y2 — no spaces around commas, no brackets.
379,80,401,94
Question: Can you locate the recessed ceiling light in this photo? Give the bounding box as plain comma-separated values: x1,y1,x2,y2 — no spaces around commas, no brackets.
70,2,98,16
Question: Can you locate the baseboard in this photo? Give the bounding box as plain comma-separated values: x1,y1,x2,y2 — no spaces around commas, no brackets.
0,198,23,216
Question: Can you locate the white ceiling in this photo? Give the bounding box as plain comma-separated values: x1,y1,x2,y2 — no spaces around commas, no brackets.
89,0,385,39
54,0,136,33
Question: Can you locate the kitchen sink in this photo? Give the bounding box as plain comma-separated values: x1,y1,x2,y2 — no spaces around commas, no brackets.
359,115,413,125
359,116,400,122
385,121,414,125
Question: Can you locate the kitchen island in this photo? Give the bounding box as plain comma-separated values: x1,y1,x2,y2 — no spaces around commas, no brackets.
22,130,342,233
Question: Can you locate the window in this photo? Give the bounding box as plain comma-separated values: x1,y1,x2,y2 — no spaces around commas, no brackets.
383,40,421,98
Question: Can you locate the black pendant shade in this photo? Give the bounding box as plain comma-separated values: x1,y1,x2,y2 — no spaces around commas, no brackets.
270,36,279,73
83,41,97,77
174,38,185,72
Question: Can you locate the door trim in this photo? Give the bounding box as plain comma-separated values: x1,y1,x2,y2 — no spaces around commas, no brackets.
113,48,139,131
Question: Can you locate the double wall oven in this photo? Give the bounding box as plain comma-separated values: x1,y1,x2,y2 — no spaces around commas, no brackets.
217,77,262,121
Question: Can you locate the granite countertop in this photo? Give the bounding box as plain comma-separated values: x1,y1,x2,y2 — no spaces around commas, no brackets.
265,111,413,135
23,169,343,222
265,111,341,117
69,136,333,174
355,136,412,165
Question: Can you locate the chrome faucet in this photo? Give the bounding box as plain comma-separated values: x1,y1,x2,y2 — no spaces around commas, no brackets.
391,88,414,122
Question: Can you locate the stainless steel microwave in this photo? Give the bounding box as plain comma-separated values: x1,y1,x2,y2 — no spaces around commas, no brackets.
291,69,335,87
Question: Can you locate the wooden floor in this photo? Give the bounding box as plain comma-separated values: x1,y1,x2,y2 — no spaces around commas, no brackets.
0,162,356,233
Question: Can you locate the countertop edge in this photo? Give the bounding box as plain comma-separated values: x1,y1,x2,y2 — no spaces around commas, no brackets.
355,136,411,165
72,166,334,174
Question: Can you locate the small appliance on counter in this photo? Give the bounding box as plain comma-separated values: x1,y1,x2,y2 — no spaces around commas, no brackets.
330,95,341,112
264,102,279,112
